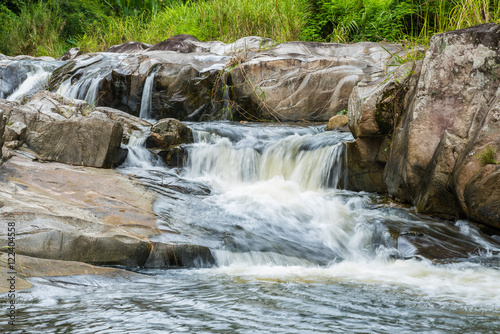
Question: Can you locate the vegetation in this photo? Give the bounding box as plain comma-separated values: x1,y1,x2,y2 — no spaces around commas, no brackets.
477,145,499,166
0,0,499,57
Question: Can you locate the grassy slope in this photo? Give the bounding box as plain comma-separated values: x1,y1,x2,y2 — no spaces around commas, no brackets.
0,0,499,57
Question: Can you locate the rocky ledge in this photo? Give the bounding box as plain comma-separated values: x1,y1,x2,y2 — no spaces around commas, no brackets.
346,23,500,231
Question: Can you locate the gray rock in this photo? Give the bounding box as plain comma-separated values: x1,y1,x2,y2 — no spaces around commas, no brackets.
146,118,193,150
57,47,81,61
27,117,123,168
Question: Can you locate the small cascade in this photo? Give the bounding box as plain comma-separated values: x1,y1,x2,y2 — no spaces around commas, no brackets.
0,59,61,101
57,53,129,106
185,125,349,191
122,129,161,169
139,69,157,121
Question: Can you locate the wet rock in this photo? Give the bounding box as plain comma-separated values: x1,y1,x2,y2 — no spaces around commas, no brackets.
157,145,187,168
106,41,152,53
144,242,214,268
57,47,82,61
48,38,401,122
27,117,123,168
325,114,348,131
146,118,193,150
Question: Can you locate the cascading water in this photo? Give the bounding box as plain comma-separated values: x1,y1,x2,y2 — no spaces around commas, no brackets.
56,53,129,106
9,122,500,332
139,69,157,121
0,58,62,101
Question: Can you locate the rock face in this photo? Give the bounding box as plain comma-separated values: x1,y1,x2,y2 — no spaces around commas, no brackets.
346,23,500,230
1,91,152,166
27,117,123,168
0,155,214,270
47,36,401,122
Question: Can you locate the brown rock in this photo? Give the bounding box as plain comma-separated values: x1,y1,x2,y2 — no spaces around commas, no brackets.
464,164,500,229
325,114,348,131
146,118,193,150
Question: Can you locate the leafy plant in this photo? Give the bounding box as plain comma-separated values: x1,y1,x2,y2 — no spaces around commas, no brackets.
477,145,499,166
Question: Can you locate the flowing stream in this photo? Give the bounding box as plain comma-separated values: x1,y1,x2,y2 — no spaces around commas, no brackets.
8,122,500,333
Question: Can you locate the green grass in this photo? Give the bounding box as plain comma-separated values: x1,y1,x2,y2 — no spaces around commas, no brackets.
78,0,307,53
0,0,499,57
477,145,499,166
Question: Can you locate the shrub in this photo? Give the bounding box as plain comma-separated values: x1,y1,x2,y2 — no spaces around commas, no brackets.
477,145,499,166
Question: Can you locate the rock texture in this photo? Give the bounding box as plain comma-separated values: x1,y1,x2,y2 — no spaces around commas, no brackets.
27,117,123,168
325,114,348,131
146,118,193,149
47,36,402,122
346,23,500,230
0,155,214,271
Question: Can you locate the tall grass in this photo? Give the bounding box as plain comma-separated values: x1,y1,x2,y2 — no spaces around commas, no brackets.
78,0,307,53
0,0,67,56
1,0,499,57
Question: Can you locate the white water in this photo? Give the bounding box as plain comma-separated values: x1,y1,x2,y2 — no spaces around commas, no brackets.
139,70,156,121
6,122,500,332
6,66,51,101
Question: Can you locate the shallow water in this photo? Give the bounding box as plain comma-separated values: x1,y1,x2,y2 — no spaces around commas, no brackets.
3,122,500,333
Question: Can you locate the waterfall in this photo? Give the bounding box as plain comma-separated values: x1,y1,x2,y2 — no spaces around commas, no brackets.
185,126,348,191
121,129,161,169
0,59,61,101
139,69,156,121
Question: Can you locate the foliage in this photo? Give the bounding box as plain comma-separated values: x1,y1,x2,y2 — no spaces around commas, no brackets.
477,145,499,166
302,0,500,44
0,0,67,56
1,0,500,57
78,0,306,53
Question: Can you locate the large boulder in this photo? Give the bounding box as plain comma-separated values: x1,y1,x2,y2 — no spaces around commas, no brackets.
27,117,123,168
385,24,500,209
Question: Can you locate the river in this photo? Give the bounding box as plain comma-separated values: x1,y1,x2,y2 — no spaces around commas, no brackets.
10,122,500,333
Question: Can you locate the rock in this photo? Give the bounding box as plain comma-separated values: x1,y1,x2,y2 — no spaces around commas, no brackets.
57,47,81,61
464,164,500,229
106,41,152,53
90,106,152,143
4,121,27,142
414,131,465,218
346,137,388,193
387,24,500,207
0,155,159,267
157,145,187,167
48,38,401,122
348,61,420,138
147,34,200,53
144,242,214,268
27,117,123,168
325,114,348,131
146,118,193,150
